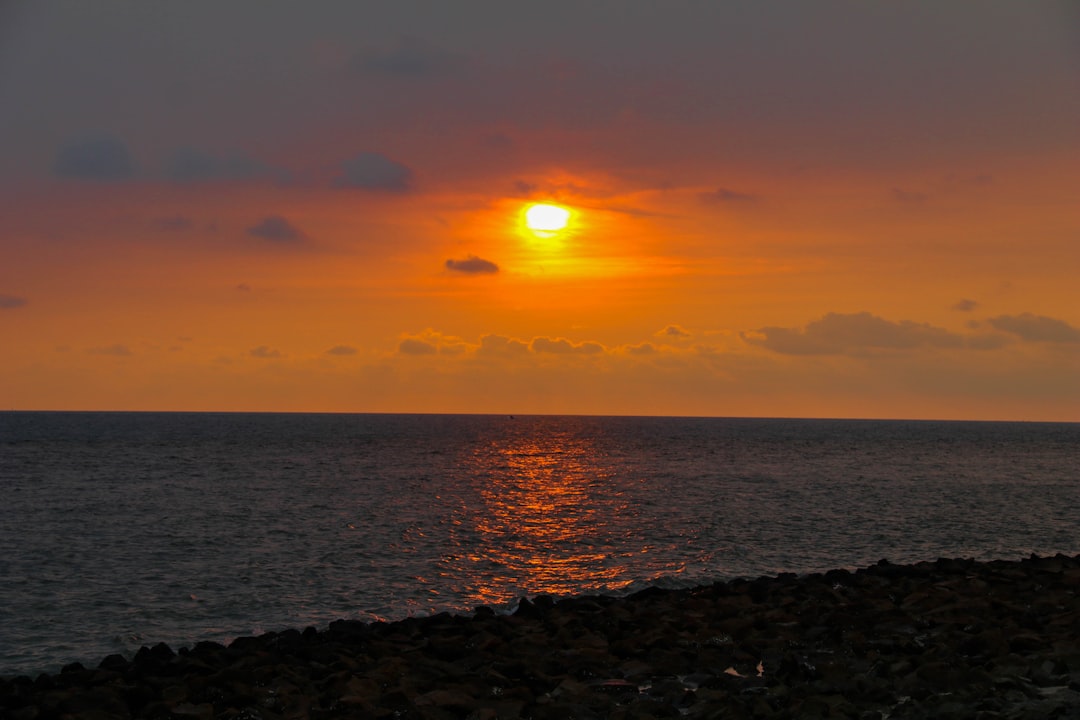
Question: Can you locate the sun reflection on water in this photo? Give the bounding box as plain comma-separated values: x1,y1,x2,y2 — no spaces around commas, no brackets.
443,423,643,608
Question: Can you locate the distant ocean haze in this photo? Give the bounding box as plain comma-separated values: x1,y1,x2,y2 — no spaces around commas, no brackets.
1,412,1077,676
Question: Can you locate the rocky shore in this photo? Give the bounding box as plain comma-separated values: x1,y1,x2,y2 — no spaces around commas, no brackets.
3,554,1080,719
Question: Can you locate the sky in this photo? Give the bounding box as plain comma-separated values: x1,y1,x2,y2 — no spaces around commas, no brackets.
1,1,1078,420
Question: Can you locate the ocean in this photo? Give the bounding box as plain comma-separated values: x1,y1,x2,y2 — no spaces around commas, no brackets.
1,412,1077,677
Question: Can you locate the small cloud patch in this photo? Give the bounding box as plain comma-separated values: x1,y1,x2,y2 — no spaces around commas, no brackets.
250,346,283,359
88,344,133,357
336,152,414,192
247,216,306,243
446,255,498,274
531,337,605,355
892,188,929,205
165,147,289,184
398,338,438,355
699,187,756,204
354,37,465,77
953,299,979,312
626,342,656,355
478,334,529,357
52,134,135,181
155,216,195,232
326,345,358,356
743,312,963,355
657,325,692,339
0,294,28,309
988,313,1080,343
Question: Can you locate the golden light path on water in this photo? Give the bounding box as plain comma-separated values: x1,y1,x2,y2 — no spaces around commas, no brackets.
437,424,656,608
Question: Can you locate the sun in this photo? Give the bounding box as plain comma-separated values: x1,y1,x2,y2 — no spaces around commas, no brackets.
524,203,571,235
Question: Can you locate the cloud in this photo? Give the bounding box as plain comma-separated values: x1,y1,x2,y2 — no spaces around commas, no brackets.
0,294,27,309
335,152,414,192
398,338,437,355
477,334,529,357
482,133,514,151
966,333,1011,351
743,312,964,355
445,255,499,274
988,313,1080,343
247,215,306,243
892,188,929,205
395,329,473,356
657,325,692,339
531,337,605,355
154,216,195,232
326,345,358,356
946,173,995,188
953,299,979,312
354,37,466,77
394,330,610,360
88,344,133,356
625,342,656,355
250,346,282,359
699,187,756,204
439,342,469,356
52,134,134,181
513,179,537,196
165,146,288,184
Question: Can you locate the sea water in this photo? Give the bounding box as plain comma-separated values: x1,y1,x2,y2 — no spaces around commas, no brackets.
1,412,1077,676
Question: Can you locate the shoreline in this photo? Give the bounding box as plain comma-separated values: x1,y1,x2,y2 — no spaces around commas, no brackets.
3,554,1080,718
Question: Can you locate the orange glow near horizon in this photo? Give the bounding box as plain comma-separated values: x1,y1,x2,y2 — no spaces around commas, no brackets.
1,5,1078,421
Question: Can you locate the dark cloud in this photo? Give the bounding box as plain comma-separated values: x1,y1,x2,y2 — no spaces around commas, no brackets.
657,325,692,339
626,342,656,355
439,342,468,356
531,337,605,355
335,152,414,192
250,345,282,359
398,338,437,355
477,334,529,357
945,173,995,188
482,133,514,151
326,345,358,356
154,216,195,232
167,147,227,182
892,188,929,205
513,179,537,196
699,187,756,204
953,299,979,312
354,37,466,77
247,215,306,243
236,283,251,292
88,344,133,356
966,333,1011,351
743,312,964,355
52,134,134,181
445,255,498,274
988,313,1080,343
165,147,289,184
0,294,27,309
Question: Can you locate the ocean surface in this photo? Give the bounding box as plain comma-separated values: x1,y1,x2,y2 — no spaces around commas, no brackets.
1,412,1077,676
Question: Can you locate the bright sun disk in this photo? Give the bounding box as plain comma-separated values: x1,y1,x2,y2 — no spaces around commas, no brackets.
524,203,571,233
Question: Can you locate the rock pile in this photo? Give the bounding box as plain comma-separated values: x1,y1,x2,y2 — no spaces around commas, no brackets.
3,554,1080,719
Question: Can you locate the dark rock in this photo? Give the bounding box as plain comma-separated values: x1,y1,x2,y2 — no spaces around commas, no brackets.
98,653,129,672
7,556,1080,718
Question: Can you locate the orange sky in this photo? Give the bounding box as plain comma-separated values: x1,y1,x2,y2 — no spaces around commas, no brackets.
1,2,1078,420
